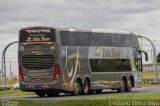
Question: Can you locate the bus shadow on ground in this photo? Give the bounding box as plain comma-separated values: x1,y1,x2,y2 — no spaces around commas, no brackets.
26,89,143,99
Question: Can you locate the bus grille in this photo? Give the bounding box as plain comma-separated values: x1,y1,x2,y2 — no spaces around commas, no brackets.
22,55,54,70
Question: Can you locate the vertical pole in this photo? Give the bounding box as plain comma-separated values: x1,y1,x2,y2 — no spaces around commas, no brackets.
1,41,18,87
138,35,158,83
141,38,143,49
0,70,2,85
151,49,153,63
10,60,12,79
1,56,3,86
4,52,7,87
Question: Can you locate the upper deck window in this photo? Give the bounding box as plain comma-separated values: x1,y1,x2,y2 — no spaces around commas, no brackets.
60,31,140,48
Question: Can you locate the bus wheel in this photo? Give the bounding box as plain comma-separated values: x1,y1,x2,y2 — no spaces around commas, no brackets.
95,89,103,94
47,92,59,97
71,80,82,96
89,90,94,94
36,92,46,97
117,78,126,93
126,78,132,92
82,79,90,95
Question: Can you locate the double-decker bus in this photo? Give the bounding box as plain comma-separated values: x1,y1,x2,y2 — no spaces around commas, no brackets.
18,26,148,97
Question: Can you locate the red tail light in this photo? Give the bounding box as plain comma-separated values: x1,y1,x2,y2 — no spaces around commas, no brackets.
54,64,60,80
19,66,23,81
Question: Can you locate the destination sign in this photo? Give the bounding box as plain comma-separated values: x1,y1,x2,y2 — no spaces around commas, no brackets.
26,35,51,42
20,28,55,42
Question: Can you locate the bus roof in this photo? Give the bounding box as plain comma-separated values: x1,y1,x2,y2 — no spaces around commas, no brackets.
56,26,135,35
91,29,133,35
20,26,136,35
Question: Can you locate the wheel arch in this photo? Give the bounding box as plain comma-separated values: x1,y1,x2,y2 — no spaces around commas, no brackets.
82,75,91,85
122,75,128,84
75,76,83,84
129,75,135,87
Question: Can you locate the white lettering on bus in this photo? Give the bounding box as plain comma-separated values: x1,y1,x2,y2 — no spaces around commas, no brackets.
102,48,121,58
26,35,51,42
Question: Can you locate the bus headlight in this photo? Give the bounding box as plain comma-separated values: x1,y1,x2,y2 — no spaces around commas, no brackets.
20,45,24,51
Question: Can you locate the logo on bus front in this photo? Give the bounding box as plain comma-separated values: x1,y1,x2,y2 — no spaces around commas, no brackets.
32,51,44,55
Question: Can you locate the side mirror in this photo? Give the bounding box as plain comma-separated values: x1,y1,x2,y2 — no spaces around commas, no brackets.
144,52,148,61
137,49,148,61
157,52,160,63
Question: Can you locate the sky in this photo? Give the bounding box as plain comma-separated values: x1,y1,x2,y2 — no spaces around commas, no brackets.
1,0,160,75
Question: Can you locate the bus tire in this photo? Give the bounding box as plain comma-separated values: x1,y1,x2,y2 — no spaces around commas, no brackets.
126,78,132,92
47,92,59,97
95,89,103,94
71,80,82,96
82,78,90,95
117,78,126,93
36,92,46,97
89,90,94,94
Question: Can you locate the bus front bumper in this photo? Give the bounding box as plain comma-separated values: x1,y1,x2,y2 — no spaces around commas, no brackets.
20,82,60,91
20,82,78,92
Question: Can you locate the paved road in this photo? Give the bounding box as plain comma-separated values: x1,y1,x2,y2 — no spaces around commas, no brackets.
0,87,160,102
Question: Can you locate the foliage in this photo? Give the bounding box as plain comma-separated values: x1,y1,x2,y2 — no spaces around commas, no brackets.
7,77,18,86
1,94,160,106
0,90,33,97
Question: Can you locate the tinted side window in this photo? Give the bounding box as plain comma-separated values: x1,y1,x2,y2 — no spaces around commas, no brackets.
90,33,102,46
134,50,142,71
90,33,112,46
78,32,91,46
101,33,112,46
60,31,91,46
130,35,140,48
121,34,131,47
60,31,79,46
60,31,140,48
112,34,122,47
89,59,131,72
69,32,79,45
60,31,70,45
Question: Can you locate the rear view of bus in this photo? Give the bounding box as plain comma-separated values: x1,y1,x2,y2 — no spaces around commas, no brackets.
18,27,60,97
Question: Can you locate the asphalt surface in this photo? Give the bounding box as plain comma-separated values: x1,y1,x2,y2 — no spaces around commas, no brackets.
0,87,160,103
